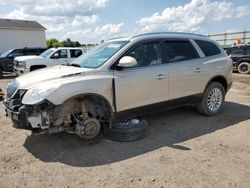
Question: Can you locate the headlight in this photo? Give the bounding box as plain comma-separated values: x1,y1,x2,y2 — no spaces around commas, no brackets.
17,61,26,69
22,83,61,105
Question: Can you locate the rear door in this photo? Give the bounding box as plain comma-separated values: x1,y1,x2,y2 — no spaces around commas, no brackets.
164,39,206,100
114,40,169,112
69,49,83,59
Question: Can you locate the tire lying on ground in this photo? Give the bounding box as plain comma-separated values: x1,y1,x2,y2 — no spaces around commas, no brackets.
103,119,148,142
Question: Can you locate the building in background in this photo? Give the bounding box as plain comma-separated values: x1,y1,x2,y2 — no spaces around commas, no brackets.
208,30,250,49
0,19,47,54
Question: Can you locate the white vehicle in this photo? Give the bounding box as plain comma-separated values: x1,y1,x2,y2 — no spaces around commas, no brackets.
14,47,84,75
5,32,233,141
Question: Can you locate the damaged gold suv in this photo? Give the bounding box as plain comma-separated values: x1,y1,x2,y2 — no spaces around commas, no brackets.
4,32,233,140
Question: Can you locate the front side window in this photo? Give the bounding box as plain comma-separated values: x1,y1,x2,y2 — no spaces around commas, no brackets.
72,41,128,68
70,50,83,58
125,42,162,68
51,49,67,58
164,41,199,62
195,40,221,56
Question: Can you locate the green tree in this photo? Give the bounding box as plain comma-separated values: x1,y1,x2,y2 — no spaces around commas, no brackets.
62,38,81,47
46,39,63,48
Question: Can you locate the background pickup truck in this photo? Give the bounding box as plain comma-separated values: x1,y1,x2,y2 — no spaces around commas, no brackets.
14,47,85,75
0,47,47,78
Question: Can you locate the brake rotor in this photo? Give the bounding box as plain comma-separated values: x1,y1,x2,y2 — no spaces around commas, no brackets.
76,118,101,139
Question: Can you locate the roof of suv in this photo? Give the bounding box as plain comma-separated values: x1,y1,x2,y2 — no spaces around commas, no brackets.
108,32,208,42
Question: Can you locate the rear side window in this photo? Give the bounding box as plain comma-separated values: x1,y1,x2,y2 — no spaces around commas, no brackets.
164,41,199,63
70,49,83,58
246,46,250,55
24,49,38,55
227,46,244,55
195,40,221,56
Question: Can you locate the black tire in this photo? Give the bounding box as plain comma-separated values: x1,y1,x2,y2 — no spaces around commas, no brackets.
237,62,250,74
0,68,3,78
197,82,225,116
103,119,148,142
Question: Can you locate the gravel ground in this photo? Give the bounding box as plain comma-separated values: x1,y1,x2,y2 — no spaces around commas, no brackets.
0,73,249,188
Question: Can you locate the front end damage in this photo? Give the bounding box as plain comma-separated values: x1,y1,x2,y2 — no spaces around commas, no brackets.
4,88,111,139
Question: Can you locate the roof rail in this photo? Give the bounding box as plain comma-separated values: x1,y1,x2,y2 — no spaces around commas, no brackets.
133,32,208,38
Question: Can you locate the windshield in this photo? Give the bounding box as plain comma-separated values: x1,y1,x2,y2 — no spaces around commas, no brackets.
72,41,128,68
0,49,13,58
39,49,54,58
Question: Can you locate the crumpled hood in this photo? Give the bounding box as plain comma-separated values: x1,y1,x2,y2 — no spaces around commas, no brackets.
16,65,92,89
15,55,42,61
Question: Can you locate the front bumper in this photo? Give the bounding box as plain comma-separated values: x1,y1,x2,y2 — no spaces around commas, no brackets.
4,99,29,129
13,67,28,76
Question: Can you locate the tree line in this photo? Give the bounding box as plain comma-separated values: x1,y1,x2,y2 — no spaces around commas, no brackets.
46,38,98,48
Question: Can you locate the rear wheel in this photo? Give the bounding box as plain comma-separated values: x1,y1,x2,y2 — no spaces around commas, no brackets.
237,62,250,74
197,82,225,116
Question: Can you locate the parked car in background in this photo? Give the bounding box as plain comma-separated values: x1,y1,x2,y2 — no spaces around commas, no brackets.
14,47,85,75
226,44,250,74
4,32,232,141
0,47,47,78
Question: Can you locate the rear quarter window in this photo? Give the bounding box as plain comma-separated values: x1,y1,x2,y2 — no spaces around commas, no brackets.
195,40,221,57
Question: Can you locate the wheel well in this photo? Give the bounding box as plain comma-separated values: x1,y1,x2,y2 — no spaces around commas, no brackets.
30,65,47,71
59,94,114,125
208,76,228,92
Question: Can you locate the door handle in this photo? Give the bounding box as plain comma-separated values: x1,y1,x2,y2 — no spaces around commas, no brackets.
156,74,167,80
195,68,201,73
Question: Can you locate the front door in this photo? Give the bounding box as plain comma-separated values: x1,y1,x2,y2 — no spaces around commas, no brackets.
114,41,169,112
49,49,71,66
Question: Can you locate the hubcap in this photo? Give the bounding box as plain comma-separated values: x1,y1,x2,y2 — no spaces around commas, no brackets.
207,88,223,112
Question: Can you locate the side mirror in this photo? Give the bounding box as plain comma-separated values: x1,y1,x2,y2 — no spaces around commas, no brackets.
118,56,137,68
52,53,59,59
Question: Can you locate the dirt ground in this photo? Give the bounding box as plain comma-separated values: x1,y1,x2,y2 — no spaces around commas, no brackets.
0,73,249,188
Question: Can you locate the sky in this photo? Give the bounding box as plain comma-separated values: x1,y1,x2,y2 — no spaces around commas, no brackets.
0,0,249,43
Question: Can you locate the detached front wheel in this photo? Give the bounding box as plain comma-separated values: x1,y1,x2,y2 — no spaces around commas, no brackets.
197,82,225,116
237,62,250,74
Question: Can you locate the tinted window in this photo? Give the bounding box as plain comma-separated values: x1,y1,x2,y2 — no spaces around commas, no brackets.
125,42,162,68
70,49,82,58
227,46,244,55
9,49,24,57
195,40,221,56
37,48,47,55
245,46,250,55
164,41,199,62
24,49,38,55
